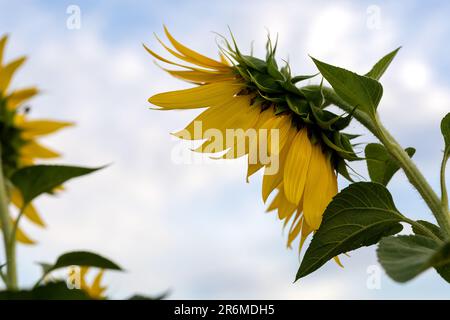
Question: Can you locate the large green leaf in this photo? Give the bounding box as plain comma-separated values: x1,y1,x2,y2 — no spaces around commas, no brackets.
365,47,401,80
0,281,91,300
377,235,450,283
11,164,103,206
311,57,383,118
365,143,415,186
296,182,404,280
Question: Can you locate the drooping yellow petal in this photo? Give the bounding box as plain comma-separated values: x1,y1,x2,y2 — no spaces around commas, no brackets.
283,129,312,205
19,120,73,139
246,108,277,181
261,127,296,202
299,216,313,252
0,56,26,93
149,80,243,110
303,144,336,230
163,26,228,69
20,141,60,159
220,107,261,159
10,188,45,227
287,214,303,248
6,87,39,110
266,191,281,212
175,94,251,141
260,115,293,156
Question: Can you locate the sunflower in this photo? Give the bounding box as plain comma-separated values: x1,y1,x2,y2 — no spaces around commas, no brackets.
0,35,72,244
146,27,358,253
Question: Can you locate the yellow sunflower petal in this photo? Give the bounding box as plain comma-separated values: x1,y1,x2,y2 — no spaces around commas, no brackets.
261,128,296,202
163,26,227,69
334,256,344,268
20,141,60,159
287,214,303,248
13,221,36,245
174,94,250,140
6,87,39,110
163,69,235,84
220,107,261,159
299,217,313,252
10,188,45,227
19,120,73,139
303,144,336,230
149,80,243,110
89,270,106,299
0,35,7,65
283,129,312,205
0,56,26,93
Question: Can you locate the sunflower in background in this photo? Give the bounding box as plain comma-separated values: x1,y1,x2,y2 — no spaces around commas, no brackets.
79,267,107,300
0,35,72,244
146,27,359,257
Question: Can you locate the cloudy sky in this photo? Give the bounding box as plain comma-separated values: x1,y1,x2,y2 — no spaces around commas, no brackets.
1,0,450,299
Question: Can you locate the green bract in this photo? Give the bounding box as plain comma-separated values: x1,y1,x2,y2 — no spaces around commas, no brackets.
220,33,360,180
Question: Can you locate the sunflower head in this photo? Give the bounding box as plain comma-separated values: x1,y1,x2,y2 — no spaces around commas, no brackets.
0,34,73,244
219,32,360,174
146,27,360,251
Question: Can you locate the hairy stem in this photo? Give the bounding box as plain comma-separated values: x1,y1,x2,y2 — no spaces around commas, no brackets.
0,145,17,290
315,86,450,237
441,150,449,214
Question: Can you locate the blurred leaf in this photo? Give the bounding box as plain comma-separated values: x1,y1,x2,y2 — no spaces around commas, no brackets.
128,291,169,300
11,164,103,206
365,143,415,186
365,47,401,80
412,220,445,241
296,182,404,280
311,57,383,118
0,281,91,300
377,235,450,283
46,251,123,274
291,73,318,83
36,251,123,287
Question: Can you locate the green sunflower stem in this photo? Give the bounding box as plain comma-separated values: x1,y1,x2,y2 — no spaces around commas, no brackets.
0,145,18,290
320,86,450,238
441,150,449,215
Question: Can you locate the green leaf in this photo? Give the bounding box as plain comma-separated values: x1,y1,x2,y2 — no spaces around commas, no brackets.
365,143,415,186
46,251,123,273
291,73,318,83
0,281,91,300
36,251,123,287
11,164,103,206
441,112,450,151
365,47,401,80
311,57,383,118
128,291,169,300
412,220,445,241
377,235,450,283
296,182,404,280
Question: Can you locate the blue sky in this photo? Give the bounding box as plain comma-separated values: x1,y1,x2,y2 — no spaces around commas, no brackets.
1,0,450,299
